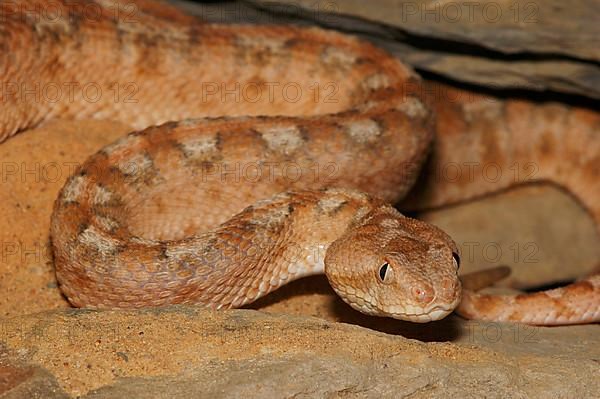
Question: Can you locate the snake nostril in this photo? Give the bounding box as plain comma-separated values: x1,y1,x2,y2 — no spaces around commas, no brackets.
412,285,433,304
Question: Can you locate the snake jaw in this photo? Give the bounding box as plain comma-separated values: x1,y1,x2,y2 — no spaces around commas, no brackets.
355,287,461,322
328,281,462,322
338,296,460,323
382,293,462,322
398,307,454,323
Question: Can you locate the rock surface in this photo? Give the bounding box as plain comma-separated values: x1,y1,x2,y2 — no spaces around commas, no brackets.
249,0,600,61
0,360,69,399
182,0,600,99
1,308,599,398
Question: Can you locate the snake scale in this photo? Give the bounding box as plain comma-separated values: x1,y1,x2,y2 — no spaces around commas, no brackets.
1,0,598,325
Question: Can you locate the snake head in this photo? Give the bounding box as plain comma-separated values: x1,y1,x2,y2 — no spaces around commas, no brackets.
324,206,461,322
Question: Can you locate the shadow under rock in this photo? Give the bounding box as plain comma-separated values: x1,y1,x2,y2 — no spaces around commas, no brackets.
246,275,463,342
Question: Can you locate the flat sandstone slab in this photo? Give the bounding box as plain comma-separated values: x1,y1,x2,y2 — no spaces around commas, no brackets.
0,307,598,398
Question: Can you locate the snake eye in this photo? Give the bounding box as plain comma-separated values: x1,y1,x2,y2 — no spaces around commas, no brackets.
452,252,461,269
378,262,391,282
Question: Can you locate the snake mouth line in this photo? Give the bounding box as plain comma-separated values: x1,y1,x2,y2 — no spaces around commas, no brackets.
394,307,454,323
386,298,461,323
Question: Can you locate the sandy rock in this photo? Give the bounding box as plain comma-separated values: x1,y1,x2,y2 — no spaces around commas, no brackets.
0,120,131,317
0,308,597,398
0,359,68,399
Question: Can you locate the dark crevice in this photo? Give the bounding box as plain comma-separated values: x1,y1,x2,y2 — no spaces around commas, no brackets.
522,279,576,293
417,70,600,111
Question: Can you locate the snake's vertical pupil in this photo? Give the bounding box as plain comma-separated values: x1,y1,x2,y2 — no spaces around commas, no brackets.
378,262,389,281
452,252,461,269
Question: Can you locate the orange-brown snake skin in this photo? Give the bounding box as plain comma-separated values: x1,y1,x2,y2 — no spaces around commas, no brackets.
1,0,598,325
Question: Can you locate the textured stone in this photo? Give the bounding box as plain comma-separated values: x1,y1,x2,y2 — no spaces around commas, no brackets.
253,0,599,61
0,359,69,399
177,0,600,99
0,308,597,398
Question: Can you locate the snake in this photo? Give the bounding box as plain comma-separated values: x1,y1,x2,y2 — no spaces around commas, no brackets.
1,0,598,325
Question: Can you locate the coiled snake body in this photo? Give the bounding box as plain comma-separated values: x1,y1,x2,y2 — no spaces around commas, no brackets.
2,0,598,324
